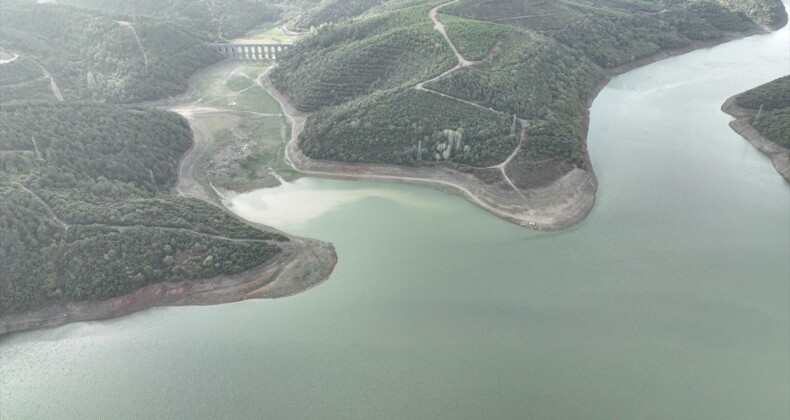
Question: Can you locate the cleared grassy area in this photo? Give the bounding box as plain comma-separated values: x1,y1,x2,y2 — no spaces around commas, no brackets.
235,83,282,114
170,61,297,194
235,25,294,44
226,75,254,92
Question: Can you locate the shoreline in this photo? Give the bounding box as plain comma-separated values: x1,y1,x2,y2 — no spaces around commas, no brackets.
721,96,790,182
1,63,339,336
261,26,776,232
0,238,337,335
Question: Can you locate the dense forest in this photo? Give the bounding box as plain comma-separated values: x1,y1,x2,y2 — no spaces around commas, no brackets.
0,103,285,315
0,1,223,103
271,4,456,111
290,0,384,29
735,75,790,147
735,75,790,110
0,57,55,102
274,0,786,181
65,0,283,40
300,88,517,166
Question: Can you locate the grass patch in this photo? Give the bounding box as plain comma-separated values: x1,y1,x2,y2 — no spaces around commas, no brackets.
226,75,254,92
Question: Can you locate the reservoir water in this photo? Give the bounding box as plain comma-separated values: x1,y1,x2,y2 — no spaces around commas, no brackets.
2,26,789,419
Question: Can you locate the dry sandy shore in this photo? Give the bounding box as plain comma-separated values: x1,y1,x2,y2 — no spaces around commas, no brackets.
722,96,790,182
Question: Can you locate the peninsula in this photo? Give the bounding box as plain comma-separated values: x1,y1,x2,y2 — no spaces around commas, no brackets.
722,75,790,181
0,0,337,334
268,0,788,231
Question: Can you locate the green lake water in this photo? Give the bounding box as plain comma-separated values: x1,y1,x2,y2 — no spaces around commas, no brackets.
1,24,788,419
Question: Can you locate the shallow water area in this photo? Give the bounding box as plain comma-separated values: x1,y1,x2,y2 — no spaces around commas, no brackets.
2,18,789,420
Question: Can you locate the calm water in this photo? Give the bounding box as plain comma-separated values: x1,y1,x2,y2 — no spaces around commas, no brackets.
2,26,789,419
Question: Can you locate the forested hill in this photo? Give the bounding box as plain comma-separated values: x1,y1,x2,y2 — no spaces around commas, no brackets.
735,75,790,148
0,102,286,315
0,1,208,103
272,0,787,185
64,0,282,40
0,0,285,103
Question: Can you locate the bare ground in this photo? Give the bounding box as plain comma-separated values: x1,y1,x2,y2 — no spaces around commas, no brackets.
32,60,63,101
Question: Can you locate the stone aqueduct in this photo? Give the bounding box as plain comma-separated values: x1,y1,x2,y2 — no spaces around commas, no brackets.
212,44,290,60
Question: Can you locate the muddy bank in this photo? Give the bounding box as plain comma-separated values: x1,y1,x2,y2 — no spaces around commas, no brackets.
0,238,337,335
722,96,790,182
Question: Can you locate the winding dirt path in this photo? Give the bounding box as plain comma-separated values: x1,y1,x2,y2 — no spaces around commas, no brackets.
172,114,212,201
419,0,526,198
117,21,149,66
0,52,19,64
428,0,479,67
493,13,555,22
13,181,278,242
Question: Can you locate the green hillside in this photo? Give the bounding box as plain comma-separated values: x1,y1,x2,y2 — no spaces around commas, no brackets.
438,14,517,61
735,75,790,147
0,103,284,314
735,75,790,110
300,88,517,166
62,0,282,40
291,0,384,29
0,2,222,103
271,5,456,111
274,0,786,183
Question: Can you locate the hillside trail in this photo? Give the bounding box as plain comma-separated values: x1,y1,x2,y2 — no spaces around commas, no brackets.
13,182,69,230
14,181,275,243
262,1,532,204
427,0,480,67
117,21,149,66
0,52,19,64
419,0,527,199
33,61,63,101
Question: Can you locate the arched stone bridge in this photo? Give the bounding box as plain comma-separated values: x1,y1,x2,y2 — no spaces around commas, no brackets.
212,44,290,60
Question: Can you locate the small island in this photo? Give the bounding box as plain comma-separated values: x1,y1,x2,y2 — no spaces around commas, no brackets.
722,75,790,182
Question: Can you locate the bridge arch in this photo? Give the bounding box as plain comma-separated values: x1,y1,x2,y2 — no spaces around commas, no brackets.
211,43,290,61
